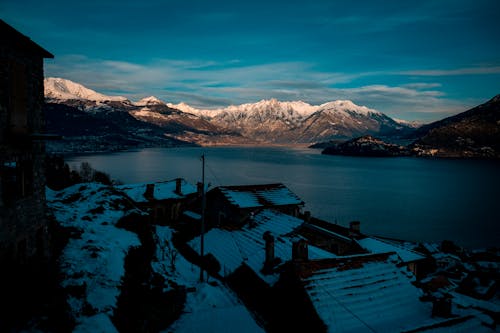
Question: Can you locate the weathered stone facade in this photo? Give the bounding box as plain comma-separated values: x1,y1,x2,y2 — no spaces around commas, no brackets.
0,20,53,263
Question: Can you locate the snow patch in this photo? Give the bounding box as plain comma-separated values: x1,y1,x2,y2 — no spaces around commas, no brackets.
135,96,165,106
44,77,128,102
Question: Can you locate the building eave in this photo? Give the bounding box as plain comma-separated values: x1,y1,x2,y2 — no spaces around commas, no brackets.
1,19,54,58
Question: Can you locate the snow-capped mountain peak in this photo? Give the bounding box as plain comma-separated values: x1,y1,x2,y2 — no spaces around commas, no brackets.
135,96,165,106
44,77,128,102
318,100,380,116
175,99,320,119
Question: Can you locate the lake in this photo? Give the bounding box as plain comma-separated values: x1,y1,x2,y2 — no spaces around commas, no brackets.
66,146,500,249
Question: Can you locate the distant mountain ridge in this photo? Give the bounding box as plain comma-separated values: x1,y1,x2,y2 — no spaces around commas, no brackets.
410,94,500,158
321,95,500,158
44,77,416,150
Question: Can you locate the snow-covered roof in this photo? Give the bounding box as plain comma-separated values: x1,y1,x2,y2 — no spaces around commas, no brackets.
168,283,265,333
422,242,440,254
357,237,425,263
217,183,303,208
449,291,500,314
116,178,197,203
189,209,335,285
401,314,496,333
301,254,439,333
432,253,461,262
183,210,202,220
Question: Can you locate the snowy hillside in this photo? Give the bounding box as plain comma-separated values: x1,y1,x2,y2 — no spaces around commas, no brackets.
46,183,265,332
46,184,142,332
45,77,129,102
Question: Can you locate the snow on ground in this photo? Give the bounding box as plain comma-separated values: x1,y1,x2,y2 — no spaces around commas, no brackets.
152,226,199,289
72,313,118,333
47,183,266,332
153,225,265,333
47,184,142,331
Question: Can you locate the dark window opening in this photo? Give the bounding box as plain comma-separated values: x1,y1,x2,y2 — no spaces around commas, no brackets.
36,227,45,258
156,207,164,218
17,238,27,263
1,159,34,204
330,243,339,255
9,61,28,134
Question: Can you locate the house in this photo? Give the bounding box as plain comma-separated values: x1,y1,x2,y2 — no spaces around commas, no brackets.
189,209,335,283
205,183,304,226
291,253,496,333
188,207,497,332
299,214,366,255
116,178,197,225
0,19,53,263
357,236,426,277
292,253,431,332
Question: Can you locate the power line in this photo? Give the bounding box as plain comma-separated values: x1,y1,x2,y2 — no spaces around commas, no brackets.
205,160,222,187
317,284,378,333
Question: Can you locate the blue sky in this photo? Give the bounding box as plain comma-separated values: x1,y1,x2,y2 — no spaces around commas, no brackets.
2,0,499,121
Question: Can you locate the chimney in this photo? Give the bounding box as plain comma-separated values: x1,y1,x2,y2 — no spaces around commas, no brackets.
175,178,182,195
432,294,452,318
349,221,361,237
197,182,203,196
303,211,311,223
263,231,275,271
292,238,309,262
145,184,155,200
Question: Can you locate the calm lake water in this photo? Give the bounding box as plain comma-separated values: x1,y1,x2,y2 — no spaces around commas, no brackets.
66,147,500,249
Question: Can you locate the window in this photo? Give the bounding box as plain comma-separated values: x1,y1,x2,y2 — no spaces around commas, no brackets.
36,227,46,258
9,61,28,134
17,238,27,262
1,159,34,204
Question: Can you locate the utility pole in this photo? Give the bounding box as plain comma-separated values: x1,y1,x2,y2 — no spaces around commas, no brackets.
199,154,206,282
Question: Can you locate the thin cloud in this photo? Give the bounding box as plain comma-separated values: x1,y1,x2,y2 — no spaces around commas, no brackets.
400,66,500,76
45,55,482,121
402,83,442,89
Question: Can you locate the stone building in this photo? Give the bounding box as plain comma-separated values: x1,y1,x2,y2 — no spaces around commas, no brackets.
205,183,304,226
117,178,198,225
0,19,53,263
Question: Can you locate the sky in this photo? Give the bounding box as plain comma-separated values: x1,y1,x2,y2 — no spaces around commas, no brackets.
2,0,500,121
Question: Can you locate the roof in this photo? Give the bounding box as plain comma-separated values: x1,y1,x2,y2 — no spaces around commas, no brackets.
402,315,496,333
357,237,425,263
116,179,197,203
0,19,53,58
303,223,352,242
189,209,336,285
300,254,439,333
216,183,303,208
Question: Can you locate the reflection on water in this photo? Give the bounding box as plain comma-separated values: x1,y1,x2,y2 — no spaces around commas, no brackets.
66,147,500,248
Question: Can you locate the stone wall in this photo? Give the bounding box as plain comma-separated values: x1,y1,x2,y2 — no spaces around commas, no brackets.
0,43,48,263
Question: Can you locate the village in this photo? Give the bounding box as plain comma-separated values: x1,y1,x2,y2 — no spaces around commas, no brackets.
34,174,500,332
1,19,499,333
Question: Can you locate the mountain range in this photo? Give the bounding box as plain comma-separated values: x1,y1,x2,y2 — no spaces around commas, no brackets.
409,94,500,158
43,77,415,151
43,77,500,158
320,95,500,158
